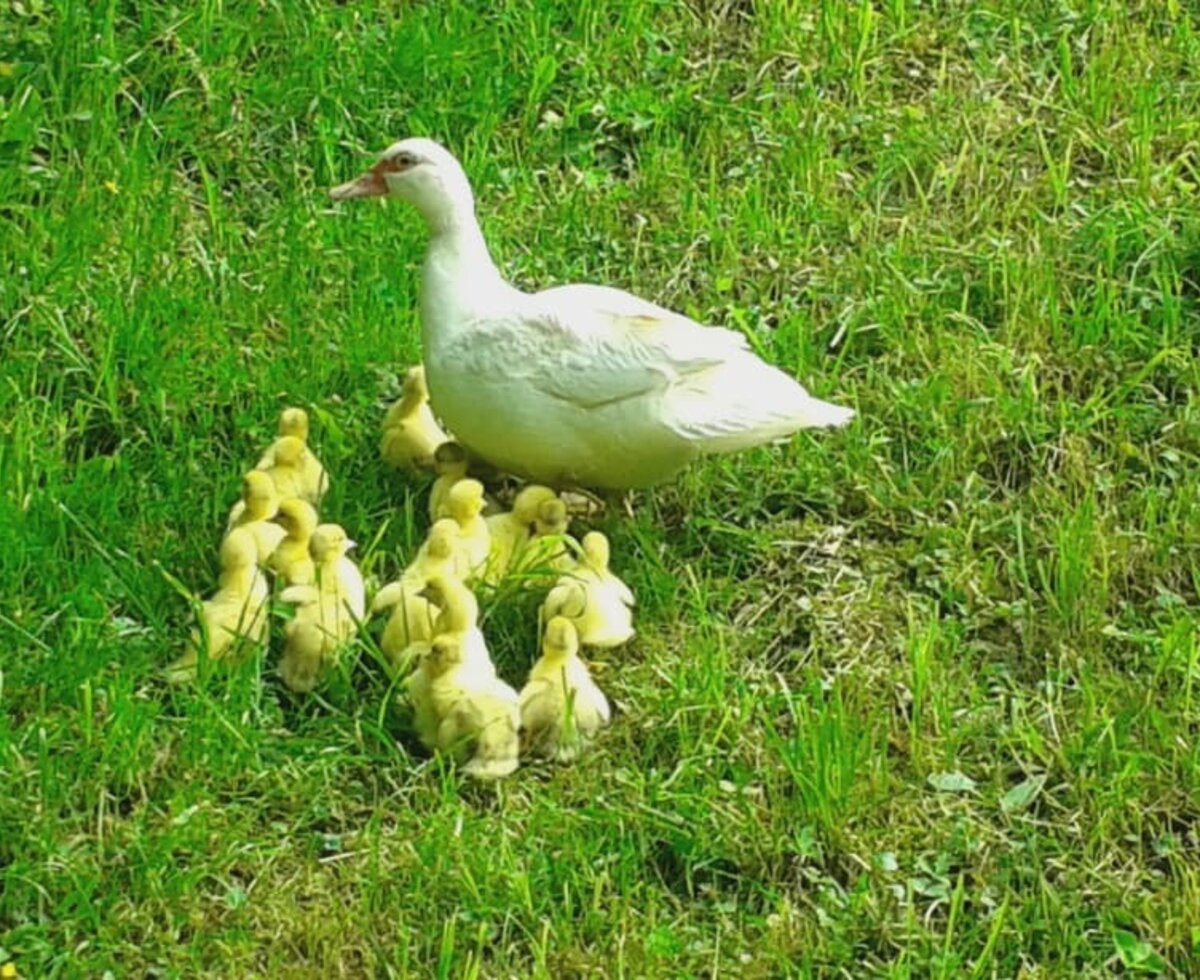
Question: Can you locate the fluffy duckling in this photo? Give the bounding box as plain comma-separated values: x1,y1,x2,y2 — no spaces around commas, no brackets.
277,524,365,692
310,523,366,619
483,484,558,583
373,582,438,669
511,497,576,578
445,479,490,580
574,531,635,606
276,614,328,694
405,573,496,735
542,532,634,647
428,441,470,521
262,435,313,504
268,497,318,586
406,518,463,582
256,407,328,505
421,573,493,669
520,617,611,761
381,365,449,471
371,522,461,668
226,471,287,565
413,632,521,779
166,528,269,683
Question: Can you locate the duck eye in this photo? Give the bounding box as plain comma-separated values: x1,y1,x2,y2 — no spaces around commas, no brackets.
388,152,416,172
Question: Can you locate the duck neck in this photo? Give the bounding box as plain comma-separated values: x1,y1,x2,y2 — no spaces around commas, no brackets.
419,211,512,344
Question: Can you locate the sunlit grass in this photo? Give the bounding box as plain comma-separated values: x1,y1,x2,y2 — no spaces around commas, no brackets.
2,0,1199,974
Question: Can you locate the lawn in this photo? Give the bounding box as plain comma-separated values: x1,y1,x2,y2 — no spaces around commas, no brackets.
2,0,1199,975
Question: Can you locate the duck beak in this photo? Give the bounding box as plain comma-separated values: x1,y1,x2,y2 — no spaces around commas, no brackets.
330,165,387,201
345,539,358,551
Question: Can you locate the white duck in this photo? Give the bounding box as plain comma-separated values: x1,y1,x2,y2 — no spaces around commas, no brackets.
330,138,854,490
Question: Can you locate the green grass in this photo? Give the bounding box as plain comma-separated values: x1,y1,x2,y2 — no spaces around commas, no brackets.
2,0,1199,974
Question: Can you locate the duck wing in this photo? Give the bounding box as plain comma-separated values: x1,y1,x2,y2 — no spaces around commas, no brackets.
455,285,745,412
465,284,852,447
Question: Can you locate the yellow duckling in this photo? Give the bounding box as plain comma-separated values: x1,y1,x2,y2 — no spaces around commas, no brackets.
256,407,328,505
381,365,449,471
277,524,365,692
372,583,438,669
483,484,558,583
520,617,611,761
404,573,496,735
268,497,318,586
262,435,312,504
413,632,521,779
445,479,490,580
226,471,287,565
276,615,327,694
371,522,461,667
406,518,463,582
428,441,470,521
421,573,493,668
166,527,269,683
511,497,576,579
573,531,635,606
542,532,634,647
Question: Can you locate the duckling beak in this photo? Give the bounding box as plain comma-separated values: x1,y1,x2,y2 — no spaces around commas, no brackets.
330,165,387,201
344,539,358,551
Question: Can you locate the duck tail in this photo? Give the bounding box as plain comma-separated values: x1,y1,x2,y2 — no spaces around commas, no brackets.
670,354,855,453
789,396,855,429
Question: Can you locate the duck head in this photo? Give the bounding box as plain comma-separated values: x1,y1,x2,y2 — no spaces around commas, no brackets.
330,138,475,229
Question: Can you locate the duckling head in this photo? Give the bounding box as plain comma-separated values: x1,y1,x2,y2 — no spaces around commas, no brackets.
582,531,611,569
276,498,318,540
425,633,466,677
220,527,259,570
330,138,475,230
278,407,310,441
447,479,485,520
420,574,478,630
242,471,278,518
512,485,558,525
534,498,569,535
543,616,580,661
273,435,307,468
426,519,459,561
311,523,355,562
433,441,468,477
418,572,454,607
403,365,429,400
